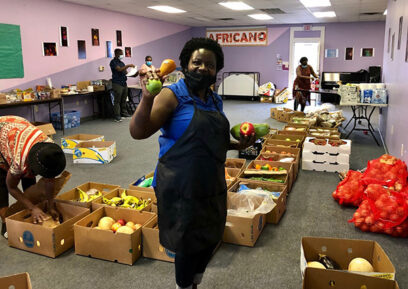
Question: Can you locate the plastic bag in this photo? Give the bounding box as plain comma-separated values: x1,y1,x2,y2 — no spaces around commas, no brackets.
258,82,275,96
227,192,276,218
362,154,408,191
349,184,408,237
332,170,366,207
238,184,281,200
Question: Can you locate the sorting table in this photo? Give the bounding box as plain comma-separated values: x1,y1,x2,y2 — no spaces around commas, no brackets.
340,103,388,146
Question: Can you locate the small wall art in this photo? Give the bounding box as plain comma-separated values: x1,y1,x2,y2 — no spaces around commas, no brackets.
361,48,374,57
325,48,338,58
398,16,403,49
116,30,122,46
78,40,86,59
60,26,68,47
106,41,113,58
43,42,57,56
125,47,131,57
92,28,99,46
345,47,353,60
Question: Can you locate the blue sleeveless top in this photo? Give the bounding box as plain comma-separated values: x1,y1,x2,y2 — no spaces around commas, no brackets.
152,79,224,187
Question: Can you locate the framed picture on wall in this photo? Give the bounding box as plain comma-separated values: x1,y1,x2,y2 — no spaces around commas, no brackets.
125,47,131,57
325,48,338,58
106,41,113,58
42,42,57,56
398,16,403,49
59,26,69,47
345,47,353,60
361,48,374,57
77,40,86,59
116,30,122,46
92,28,99,46
391,33,395,61
388,28,391,53
405,29,408,62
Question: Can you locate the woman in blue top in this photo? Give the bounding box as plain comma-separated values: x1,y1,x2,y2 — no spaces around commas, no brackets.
130,38,254,289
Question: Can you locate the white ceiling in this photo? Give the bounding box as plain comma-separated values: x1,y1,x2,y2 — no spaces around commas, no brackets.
61,0,387,27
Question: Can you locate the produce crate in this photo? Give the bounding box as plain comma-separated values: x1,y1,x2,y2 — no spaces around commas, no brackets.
0,273,32,289
257,146,300,179
92,188,155,212
263,139,300,149
225,158,246,172
51,110,80,130
61,134,104,154
129,171,155,192
226,167,241,190
243,160,294,192
229,180,288,224
56,182,120,209
268,134,305,145
283,124,309,132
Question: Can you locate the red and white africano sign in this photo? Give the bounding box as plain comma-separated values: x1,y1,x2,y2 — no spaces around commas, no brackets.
206,28,268,46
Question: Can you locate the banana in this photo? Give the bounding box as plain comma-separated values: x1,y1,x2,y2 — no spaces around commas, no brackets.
102,197,112,205
78,188,89,202
121,190,127,199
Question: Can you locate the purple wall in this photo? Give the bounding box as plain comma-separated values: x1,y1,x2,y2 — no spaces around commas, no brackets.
381,0,408,162
0,0,191,122
192,22,385,89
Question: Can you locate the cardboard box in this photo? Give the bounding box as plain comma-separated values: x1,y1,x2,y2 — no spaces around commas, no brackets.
263,139,300,149
93,85,105,92
257,146,300,179
61,134,104,154
225,158,246,172
301,236,396,280
129,171,154,193
73,141,116,164
303,151,350,164
283,124,309,132
269,133,305,144
303,268,399,289
0,273,32,289
303,137,351,154
302,160,349,173
229,181,288,224
92,188,155,212
6,202,90,258
56,182,120,208
142,214,175,262
226,167,241,190
244,160,293,191
274,88,290,104
74,207,155,265
270,107,279,119
277,108,293,122
223,192,267,247
0,93,7,104
286,111,306,123
77,80,91,91
31,122,56,137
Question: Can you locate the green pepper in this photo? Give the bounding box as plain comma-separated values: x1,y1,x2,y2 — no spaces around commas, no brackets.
261,165,269,170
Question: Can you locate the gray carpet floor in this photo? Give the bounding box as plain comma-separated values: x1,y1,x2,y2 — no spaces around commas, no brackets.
1,100,407,289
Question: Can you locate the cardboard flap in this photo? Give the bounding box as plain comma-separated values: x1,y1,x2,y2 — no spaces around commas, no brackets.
303,268,399,289
0,273,32,289
6,171,71,217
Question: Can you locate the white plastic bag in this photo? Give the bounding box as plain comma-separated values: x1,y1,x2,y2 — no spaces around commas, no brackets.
227,192,276,218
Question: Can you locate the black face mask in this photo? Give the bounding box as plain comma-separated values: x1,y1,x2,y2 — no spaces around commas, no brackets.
184,70,216,92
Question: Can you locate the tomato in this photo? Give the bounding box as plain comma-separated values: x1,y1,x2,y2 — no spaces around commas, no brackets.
376,221,385,230
332,191,337,198
365,216,374,225
353,212,361,219
384,227,394,235
354,217,364,227
396,206,406,217
389,214,400,222
375,200,385,209
379,211,389,219
360,209,370,217
360,224,370,232
370,225,380,233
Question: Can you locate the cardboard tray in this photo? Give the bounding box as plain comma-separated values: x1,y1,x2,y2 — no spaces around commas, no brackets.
74,207,155,265
228,180,288,224
0,273,32,289
92,188,155,212
142,214,175,263
225,158,246,172
303,268,399,289
263,139,300,149
301,236,396,280
223,192,267,247
6,202,90,258
56,182,120,209
257,146,300,179
129,171,154,192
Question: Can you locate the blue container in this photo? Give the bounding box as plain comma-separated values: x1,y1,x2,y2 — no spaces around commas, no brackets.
51,110,80,130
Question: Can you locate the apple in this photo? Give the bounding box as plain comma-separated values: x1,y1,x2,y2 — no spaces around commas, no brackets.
240,122,255,137
117,219,126,226
111,222,122,232
146,79,162,94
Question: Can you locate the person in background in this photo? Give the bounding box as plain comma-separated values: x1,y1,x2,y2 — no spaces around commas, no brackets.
129,38,255,289
0,116,66,239
110,48,137,122
139,55,156,84
293,56,319,112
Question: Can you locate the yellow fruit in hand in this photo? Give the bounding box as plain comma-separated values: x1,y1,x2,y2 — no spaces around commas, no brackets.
98,217,115,230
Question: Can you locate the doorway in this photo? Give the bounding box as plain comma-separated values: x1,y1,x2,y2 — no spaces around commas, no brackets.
288,26,325,98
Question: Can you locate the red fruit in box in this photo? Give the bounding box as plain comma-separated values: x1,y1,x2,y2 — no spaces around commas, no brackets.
240,122,255,137
117,219,126,226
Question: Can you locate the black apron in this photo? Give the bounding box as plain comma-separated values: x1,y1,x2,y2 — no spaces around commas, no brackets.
155,91,230,254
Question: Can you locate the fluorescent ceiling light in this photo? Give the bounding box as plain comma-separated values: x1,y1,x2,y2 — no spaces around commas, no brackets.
148,5,186,13
248,14,273,20
383,9,387,15
218,1,254,11
313,11,336,18
300,0,331,8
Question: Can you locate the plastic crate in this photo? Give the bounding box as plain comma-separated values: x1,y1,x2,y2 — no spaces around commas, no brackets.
51,110,80,130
